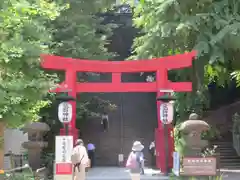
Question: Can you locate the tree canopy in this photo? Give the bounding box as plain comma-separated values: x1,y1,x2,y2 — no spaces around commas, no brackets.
0,0,115,127
130,0,240,121
50,0,115,60
4,0,240,127
49,0,116,121
0,0,62,127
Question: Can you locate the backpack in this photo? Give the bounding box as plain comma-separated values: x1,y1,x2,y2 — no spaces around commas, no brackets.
71,146,84,165
126,152,139,168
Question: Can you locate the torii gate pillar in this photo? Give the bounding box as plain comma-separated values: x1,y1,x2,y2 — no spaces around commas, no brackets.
41,51,196,174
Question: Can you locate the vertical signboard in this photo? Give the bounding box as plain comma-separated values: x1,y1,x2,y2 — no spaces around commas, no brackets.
172,152,180,176
55,136,73,175
55,136,73,162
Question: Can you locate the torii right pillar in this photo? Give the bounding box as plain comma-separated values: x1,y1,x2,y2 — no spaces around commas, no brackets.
155,51,196,174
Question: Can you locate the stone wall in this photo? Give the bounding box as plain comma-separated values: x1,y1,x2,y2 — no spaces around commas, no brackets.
203,101,240,135
4,129,28,170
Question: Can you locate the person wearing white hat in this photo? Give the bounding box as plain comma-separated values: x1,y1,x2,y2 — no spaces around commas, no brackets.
71,139,89,180
126,141,144,180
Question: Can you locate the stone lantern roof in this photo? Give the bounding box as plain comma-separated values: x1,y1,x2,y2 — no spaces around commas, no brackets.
22,122,50,133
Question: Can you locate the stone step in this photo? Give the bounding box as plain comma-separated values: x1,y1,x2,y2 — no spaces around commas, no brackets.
212,141,232,143
219,154,240,157
215,144,233,148
215,147,233,150
220,161,240,164
220,158,240,162
217,151,236,154
220,166,240,170
217,152,235,155
220,164,240,167
216,144,234,147
218,150,238,154
214,145,233,148
220,163,240,167
218,152,238,155
212,144,233,147
218,151,237,155
216,144,234,146
220,155,240,159
212,140,240,169
214,144,235,147
217,149,237,152
219,153,238,156
217,148,235,151
220,156,240,158
219,156,240,159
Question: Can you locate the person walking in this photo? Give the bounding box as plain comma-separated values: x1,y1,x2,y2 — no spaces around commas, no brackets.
87,141,96,168
126,141,144,180
101,112,109,132
140,148,145,175
149,141,156,169
71,139,89,180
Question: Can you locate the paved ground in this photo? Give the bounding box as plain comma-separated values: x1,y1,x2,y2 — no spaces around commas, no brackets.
85,167,240,180
86,167,168,180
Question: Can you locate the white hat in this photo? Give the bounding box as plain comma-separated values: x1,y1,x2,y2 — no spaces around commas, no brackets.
132,141,144,151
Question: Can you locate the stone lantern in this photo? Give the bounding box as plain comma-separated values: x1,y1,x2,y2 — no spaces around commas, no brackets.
179,113,210,156
22,122,50,170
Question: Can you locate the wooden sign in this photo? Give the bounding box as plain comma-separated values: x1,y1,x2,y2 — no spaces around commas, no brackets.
182,157,217,176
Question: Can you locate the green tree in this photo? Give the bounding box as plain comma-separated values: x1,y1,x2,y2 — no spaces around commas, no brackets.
0,0,62,127
50,0,115,60
130,0,240,121
48,0,116,123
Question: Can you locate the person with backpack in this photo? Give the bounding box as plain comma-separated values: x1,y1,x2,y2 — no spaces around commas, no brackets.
126,141,144,180
71,139,89,180
87,140,96,168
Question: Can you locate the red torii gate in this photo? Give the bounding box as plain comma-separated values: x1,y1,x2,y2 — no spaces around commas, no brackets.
41,51,196,173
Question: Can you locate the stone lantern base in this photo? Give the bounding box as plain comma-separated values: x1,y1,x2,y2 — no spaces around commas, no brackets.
22,122,50,171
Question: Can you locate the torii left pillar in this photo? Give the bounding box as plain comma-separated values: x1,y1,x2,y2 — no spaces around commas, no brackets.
63,68,78,142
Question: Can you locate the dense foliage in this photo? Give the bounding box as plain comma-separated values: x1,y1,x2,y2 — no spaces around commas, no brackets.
130,0,240,121
49,0,116,121
0,0,62,127
4,0,240,128
50,0,114,60
0,0,116,127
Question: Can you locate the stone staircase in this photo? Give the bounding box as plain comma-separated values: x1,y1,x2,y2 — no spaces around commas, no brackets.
212,137,240,169
204,101,240,170
80,92,122,166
